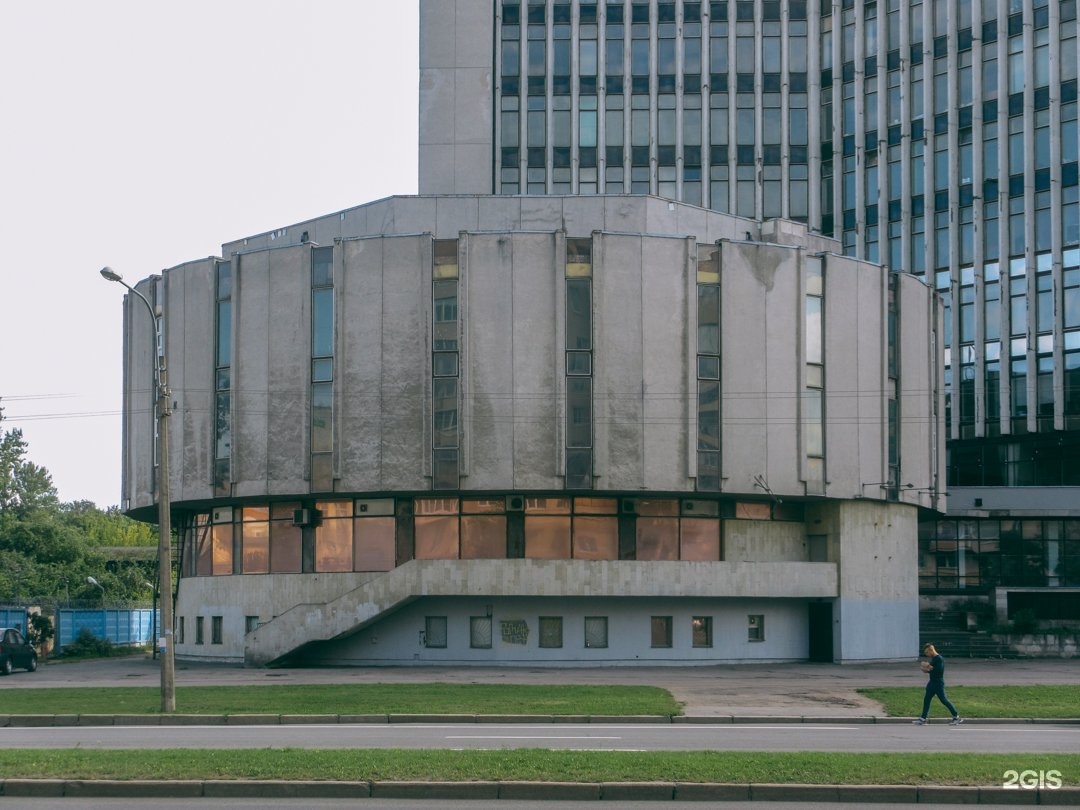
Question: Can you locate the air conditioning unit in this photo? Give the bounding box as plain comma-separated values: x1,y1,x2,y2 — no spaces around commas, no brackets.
292,508,321,527
506,495,525,512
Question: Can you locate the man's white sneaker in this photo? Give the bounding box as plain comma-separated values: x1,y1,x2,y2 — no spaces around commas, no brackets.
950,716,964,726
912,717,927,725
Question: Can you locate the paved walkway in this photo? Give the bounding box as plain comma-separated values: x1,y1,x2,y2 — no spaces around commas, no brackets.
17,655,1080,717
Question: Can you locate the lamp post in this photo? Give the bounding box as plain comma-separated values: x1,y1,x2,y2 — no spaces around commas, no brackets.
100,266,176,712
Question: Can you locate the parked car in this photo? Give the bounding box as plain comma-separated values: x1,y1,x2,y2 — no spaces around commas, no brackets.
0,627,37,674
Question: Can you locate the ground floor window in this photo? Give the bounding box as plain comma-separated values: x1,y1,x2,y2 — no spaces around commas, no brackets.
584,616,608,648
747,614,764,642
692,616,713,648
211,616,223,645
539,616,563,648
650,616,673,648
470,616,493,649
424,616,447,648
195,616,204,645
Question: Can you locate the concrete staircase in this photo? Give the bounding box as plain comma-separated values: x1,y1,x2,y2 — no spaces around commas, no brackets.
245,558,838,666
919,610,1020,658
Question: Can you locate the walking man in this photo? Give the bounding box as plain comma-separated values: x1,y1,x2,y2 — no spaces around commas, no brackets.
913,643,963,725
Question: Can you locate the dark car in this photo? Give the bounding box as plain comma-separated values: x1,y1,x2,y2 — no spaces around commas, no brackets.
0,627,37,675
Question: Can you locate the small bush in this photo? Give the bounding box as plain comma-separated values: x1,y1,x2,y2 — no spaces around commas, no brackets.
1010,608,1039,635
62,628,115,658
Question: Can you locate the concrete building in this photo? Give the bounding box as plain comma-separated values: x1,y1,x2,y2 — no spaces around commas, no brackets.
118,195,943,665
419,0,1080,624
112,3,959,666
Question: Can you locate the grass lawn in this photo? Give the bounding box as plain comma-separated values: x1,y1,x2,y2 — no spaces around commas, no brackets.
859,685,1080,719
0,683,680,717
0,749,1076,786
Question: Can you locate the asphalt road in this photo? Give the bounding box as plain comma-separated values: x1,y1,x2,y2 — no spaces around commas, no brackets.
2,720,1077,753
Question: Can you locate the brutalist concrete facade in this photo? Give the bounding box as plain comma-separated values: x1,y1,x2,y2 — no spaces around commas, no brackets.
115,195,944,666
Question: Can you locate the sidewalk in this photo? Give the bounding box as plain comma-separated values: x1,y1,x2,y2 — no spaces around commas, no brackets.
19,654,1080,717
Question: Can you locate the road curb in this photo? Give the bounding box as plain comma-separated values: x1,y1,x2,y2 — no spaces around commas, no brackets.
1,779,1076,803
2,712,1078,726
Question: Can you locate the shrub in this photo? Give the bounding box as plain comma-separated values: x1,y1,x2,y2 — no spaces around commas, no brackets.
61,627,115,658
1010,608,1039,635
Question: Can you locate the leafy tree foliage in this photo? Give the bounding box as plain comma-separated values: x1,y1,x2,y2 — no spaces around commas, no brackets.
0,406,155,605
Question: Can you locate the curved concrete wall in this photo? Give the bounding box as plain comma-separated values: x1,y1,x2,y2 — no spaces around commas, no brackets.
120,196,942,512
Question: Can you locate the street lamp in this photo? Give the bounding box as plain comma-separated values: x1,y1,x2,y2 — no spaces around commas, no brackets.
86,576,105,599
100,266,176,712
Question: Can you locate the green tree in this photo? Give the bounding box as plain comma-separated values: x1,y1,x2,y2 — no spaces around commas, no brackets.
0,407,154,604
0,425,57,517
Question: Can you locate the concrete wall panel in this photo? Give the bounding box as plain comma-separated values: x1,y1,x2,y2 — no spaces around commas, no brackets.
594,234,645,488
265,247,310,495
640,236,692,490
172,261,215,504
233,253,270,496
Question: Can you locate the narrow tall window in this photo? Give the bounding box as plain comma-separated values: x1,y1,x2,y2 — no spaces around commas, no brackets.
214,261,232,488
565,238,593,488
310,246,334,491
804,259,825,491
886,275,899,497
433,240,460,489
697,245,721,490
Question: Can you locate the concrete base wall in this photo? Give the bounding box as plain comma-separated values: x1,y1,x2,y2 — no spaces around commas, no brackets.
834,598,919,662
307,596,813,666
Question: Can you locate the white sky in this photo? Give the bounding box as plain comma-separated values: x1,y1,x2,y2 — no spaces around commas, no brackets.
0,1,419,508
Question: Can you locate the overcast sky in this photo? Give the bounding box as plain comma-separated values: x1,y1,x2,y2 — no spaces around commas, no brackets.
0,1,419,508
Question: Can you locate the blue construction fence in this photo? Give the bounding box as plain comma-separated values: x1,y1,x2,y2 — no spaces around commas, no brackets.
56,609,159,651
0,609,30,634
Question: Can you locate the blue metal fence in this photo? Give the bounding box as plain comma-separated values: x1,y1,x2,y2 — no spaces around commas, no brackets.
0,609,29,632
57,609,158,650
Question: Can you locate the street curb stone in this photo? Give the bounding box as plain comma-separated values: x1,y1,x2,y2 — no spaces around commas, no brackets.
371,781,500,799
673,783,751,800
5,712,1080,727
201,779,371,798
1,779,1078,802
63,779,203,798
600,781,676,800
498,781,601,801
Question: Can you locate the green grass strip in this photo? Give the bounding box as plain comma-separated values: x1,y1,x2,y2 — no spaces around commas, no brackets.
0,683,679,717
0,750,1076,786
858,685,1080,719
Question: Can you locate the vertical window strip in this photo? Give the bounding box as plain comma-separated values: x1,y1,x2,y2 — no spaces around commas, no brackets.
310,246,334,491
433,240,460,490
887,273,900,498
565,238,593,488
696,245,721,491
804,259,825,489
214,261,232,487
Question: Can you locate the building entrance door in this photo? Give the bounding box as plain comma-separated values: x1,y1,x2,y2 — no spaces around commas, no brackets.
807,602,833,662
